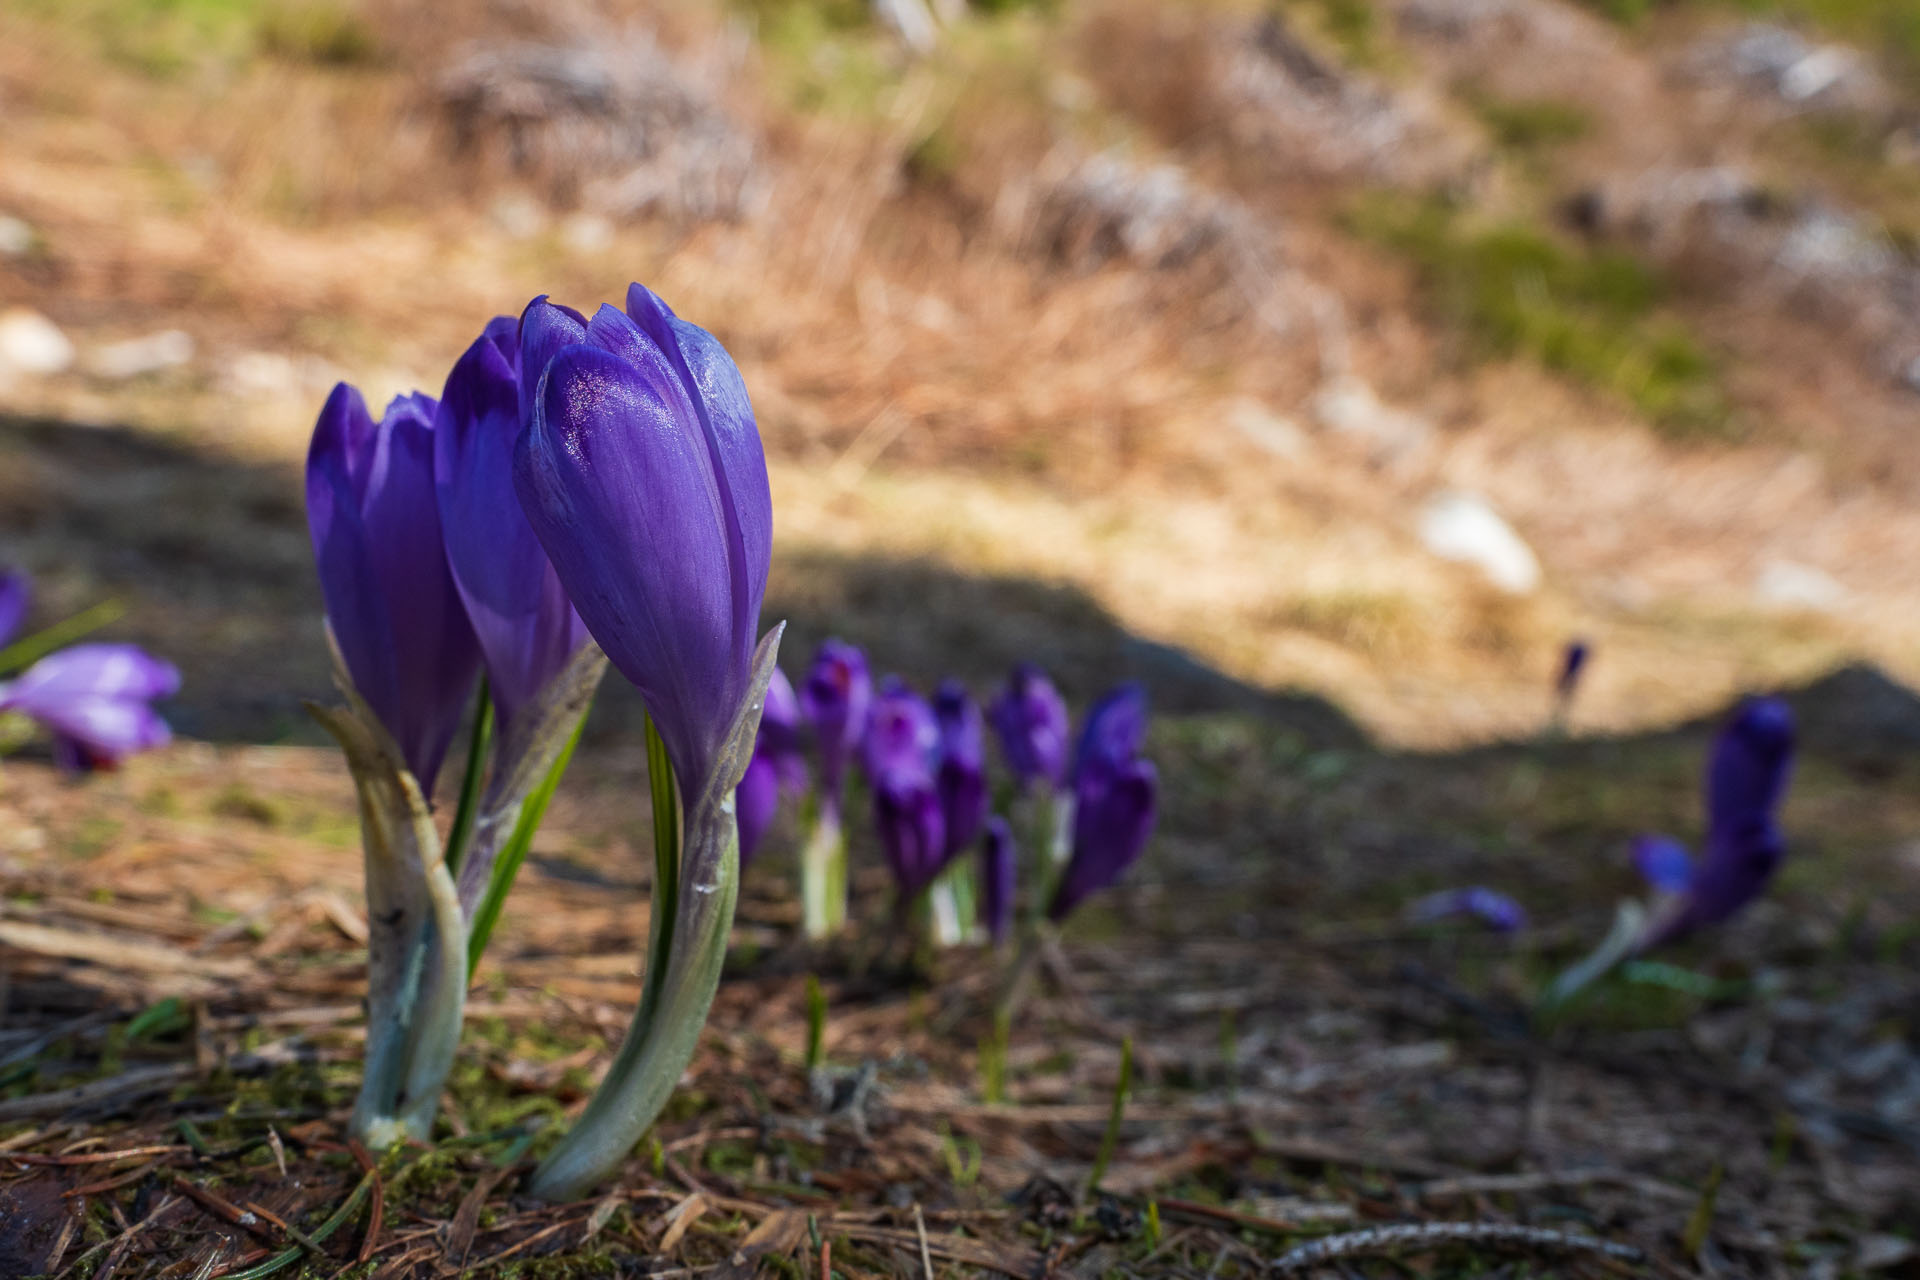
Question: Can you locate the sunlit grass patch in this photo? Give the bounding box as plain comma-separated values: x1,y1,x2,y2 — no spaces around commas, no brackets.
1351,195,1733,438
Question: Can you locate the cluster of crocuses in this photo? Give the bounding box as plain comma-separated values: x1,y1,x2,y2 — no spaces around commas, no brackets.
735,645,1159,954
304,283,777,1202
0,571,177,772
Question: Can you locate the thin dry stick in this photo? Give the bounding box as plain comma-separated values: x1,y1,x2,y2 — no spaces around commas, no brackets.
914,1204,934,1280
1272,1223,1645,1273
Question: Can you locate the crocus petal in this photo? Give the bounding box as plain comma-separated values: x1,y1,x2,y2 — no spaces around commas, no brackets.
517,296,588,428
1073,682,1148,783
800,639,871,803
1632,834,1695,895
980,816,1016,944
933,680,988,858
0,643,178,769
515,343,738,787
1408,887,1528,933
989,663,1071,788
435,325,589,727
874,769,947,898
736,750,781,866
0,569,29,649
1705,696,1795,839
1049,759,1157,920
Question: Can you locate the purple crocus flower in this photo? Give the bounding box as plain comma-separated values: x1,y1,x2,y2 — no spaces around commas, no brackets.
737,668,805,865
1048,684,1158,920
1556,640,1589,702
933,679,988,857
512,285,773,793
980,816,1016,944
800,639,871,808
307,384,481,792
864,677,939,783
1637,696,1795,950
989,663,1071,789
0,644,179,771
875,769,947,899
1408,886,1528,933
433,316,589,729
0,570,29,648
1632,834,1694,896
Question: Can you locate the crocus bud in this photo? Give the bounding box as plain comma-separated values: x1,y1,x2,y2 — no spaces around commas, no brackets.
1639,696,1795,951
1556,640,1589,702
800,639,871,805
1408,886,1527,933
980,816,1016,944
307,384,481,792
1048,683,1158,920
0,569,28,648
434,317,590,730
934,679,988,858
736,751,781,866
875,768,947,898
0,644,179,771
1073,682,1147,782
512,286,773,792
865,677,939,782
989,663,1070,788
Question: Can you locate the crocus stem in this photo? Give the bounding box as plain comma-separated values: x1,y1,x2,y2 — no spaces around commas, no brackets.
800,802,846,941
352,858,468,1147
1536,898,1649,1024
444,679,495,879
1019,782,1067,936
992,922,1046,1028
927,861,972,948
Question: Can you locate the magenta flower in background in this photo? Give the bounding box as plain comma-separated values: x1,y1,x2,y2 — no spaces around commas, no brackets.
1048,684,1158,921
0,570,29,648
864,676,939,783
307,383,481,791
988,663,1071,789
1408,886,1528,933
875,769,947,899
0,644,179,772
980,816,1016,944
1637,696,1795,950
737,667,804,864
433,316,589,729
800,639,872,811
512,285,773,792
933,679,988,857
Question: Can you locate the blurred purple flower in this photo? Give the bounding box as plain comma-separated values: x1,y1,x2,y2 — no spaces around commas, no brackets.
1073,682,1147,781
980,816,1016,944
1556,639,1589,701
1408,886,1528,933
737,668,805,865
0,570,29,648
1631,834,1694,896
1639,696,1795,950
799,639,871,810
0,644,179,772
433,316,589,729
307,383,481,791
933,679,988,858
1048,684,1158,920
864,677,939,783
874,769,947,899
512,285,772,791
988,663,1070,789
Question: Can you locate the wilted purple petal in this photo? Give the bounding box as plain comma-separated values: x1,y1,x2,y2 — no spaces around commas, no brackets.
865,677,939,783
0,569,29,649
307,384,480,791
989,663,1070,789
1408,887,1528,933
874,769,947,898
1073,682,1147,784
515,329,764,789
434,321,589,728
736,751,781,866
1632,834,1694,895
980,816,1016,944
1049,758,1157,921
800,639,870,805
0,643,179,769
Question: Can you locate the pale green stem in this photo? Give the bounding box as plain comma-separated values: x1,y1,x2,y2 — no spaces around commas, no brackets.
800,802,847,940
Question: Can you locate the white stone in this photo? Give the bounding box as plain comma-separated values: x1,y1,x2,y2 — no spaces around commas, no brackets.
0,308,75,376
1754,559,1846,612
1418,491,1541,594
85,329,194,380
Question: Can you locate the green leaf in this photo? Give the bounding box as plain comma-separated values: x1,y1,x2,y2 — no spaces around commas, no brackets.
443,679,494,879
464,708,588,975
